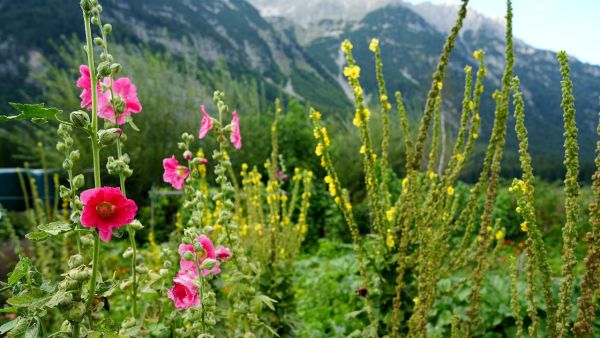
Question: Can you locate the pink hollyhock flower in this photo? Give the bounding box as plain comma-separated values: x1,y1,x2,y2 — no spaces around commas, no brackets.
230,110,242,149
183,150,192,161
216,246,232,261
177,235,220,277
76,65,100,109
200,158,208,164
98,77,142,125
167,274,199,310
80,187,137,242
198,105,213,139
163,156,190,190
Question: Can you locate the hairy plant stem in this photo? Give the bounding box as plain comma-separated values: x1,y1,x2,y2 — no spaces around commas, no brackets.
82,10,102,329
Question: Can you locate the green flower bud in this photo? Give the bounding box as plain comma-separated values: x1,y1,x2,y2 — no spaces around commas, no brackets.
110,63,122,75
70,110,90,128
128,219,143,230
122,247,133,259
80,0,93,12
64,137,74,148
159,268,169,276
93,37,104,47
68,254,84,269
64,302,86,322
97,61,111,78
136,265,148,274
56,142,66,153
103,23,112,34
120,280,132,291
182,237,192,244
200,258,216,270
121,317,136,329
98,128,122,146
63,159,73,170
72,174,84,189
59,185,70,199
70,150,80,161
91,16,99,25
183,251,195,261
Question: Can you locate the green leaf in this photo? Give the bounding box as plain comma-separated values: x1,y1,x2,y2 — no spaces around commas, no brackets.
25,231,50,241
38,222,72,235
45,290,68,309
7,289,48,308
24,319,38,338
0,307,17,313
0,318,19,334
0,103,62,124
6,317,29,337
254,294,277,311
8,257,32,285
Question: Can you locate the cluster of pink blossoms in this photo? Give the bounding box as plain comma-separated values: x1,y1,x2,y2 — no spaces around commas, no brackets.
168,235,231,310
162,104,242,190
77,65,142,125
76,65,141,242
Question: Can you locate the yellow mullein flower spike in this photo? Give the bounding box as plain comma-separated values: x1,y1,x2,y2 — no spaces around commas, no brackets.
520,222,528,232
386,230,395,248
495,230,505,241
447,186,455,196
369,38,379,52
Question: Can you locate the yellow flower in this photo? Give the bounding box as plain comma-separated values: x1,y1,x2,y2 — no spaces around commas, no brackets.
516,207,522,213
322,127,331,146
241,163,248,171
255,224,264,235
334,196,341,205
381,94,388,102
473,50,482,60
294,167,301,174
413,297,420,305
520,222,528,232
402,177,408,188
343,65,360,80
360,145,366,154
386,230,395,248
353,110,362,127
436,81,443,90
386,103,392,110
341,40,353,52
315,143,324,156
310,110,321,121
472,133,479,139
474,113,480,122
354,86,363,96
386,207,396,222
486,226,492,231
369,38,379,52
428,171,437,180
468,100,475,110
447,186,455,196
455,153,464,162
495,230,505,241
363,108,371,120
345,202,352,211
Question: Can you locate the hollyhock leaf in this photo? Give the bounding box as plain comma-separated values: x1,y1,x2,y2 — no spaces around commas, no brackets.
25,231,50,241
1,103,62,124
7,289,48,308
0,307,16,314
38,222,72,235
8,257,31,285
45,290,69,309
0,317,19,334
24,319,39,338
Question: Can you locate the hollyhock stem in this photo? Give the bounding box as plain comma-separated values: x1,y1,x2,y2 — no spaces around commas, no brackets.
83,10,102,322
194,256,206,334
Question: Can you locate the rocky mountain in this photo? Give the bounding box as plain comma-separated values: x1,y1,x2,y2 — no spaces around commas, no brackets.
1,0,600,175
249,0,600,173
0,0,349,113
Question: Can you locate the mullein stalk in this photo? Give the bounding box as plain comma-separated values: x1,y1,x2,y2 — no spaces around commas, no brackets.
309,109,378,335
395,91,414,170
409,0,468,171
370,38,392,208
466,2,514,333
511,77,556,336
572,109,600,337
38,142,52,219
426,95,442,175
556,51,580,338
510,256,525,338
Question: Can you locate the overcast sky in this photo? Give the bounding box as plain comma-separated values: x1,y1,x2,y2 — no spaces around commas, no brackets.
405,0,600,65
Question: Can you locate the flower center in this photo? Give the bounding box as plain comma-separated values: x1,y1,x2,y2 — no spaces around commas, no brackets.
176,166,187,177
96,201,115,219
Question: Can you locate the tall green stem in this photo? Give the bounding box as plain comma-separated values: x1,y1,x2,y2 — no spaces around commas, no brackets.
82,9,102,322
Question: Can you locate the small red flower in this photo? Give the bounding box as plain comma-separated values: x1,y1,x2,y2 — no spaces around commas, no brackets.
80,187,137,242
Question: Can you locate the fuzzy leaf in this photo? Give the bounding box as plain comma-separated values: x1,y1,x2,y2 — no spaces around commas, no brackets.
24,319,39,338
45,290,68,309
6,317,29,337
8,257,31,285
0,318,19,334
38,222,72,235
7,289,48,308
0,103,62,124
25,231,50,241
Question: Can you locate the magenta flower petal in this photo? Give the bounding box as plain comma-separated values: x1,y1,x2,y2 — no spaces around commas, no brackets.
230,110,242,149
163,156,189,190
198,105,213,139
79,187,137,242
